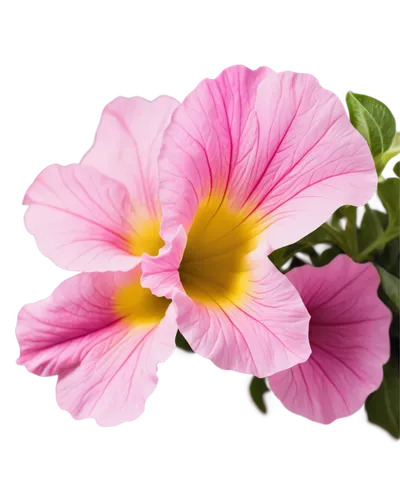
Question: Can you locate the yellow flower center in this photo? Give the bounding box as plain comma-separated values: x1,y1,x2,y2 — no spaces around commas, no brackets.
179,195,260,306
115,279,171,326
116,197,261,325
127,218,164,257
117,217,169,327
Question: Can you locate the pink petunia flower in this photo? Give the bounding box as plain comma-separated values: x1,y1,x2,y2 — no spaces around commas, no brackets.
17,268,176,426
141,65,377,376
268,255,391,424
23,96,179,272
17,65,377,425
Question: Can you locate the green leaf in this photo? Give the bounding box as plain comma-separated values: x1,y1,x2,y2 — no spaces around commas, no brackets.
377,236,399,278
269,243,308,269
346,92,396,157
358,206,384,252
394,162,400,178
366,358,400,439
330,206,364,255
273,222,350,267
376,265,400,310
295,225,333,246
268,246,290,269
243,376,279,419
175,331,194,353
374,133,400,175
378,177,400,240
389,314,400,345
316,246,341,266
357,178,400,260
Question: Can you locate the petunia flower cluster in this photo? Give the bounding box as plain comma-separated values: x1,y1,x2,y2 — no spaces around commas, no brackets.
16,65,391,426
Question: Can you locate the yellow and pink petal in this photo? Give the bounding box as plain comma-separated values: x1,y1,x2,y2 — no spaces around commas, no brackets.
24,96,179,273
16,268,176,426
81,95,178,218
23,164,139,271
142,229,311,377
158,65,377,249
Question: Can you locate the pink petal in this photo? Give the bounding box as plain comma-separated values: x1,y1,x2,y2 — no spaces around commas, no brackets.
81,95,179,220
141,225,187,299
17,269,177,426
142,231,311,377
268,255,391,424
24,164,138,272
253,73,377,248
159,65,376,248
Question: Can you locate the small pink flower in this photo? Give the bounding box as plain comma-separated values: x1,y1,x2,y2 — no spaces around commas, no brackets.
268,255,391,424
17,65,378,425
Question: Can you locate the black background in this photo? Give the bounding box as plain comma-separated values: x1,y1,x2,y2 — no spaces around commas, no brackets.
7,53,400,447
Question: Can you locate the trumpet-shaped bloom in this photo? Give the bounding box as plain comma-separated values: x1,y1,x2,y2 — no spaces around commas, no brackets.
17,267,176,426
24,96,179,272
142,65,377,376
268,255,391,424
17,65,378,424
